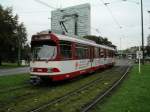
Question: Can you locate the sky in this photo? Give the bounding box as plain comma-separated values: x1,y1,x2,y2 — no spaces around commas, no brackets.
0,0,150,50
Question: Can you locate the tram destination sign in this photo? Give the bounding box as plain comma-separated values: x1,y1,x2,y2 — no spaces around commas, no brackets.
32,35,50,41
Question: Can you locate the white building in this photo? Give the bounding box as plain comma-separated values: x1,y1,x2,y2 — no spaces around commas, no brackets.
51,3,91,37
147,35,150,46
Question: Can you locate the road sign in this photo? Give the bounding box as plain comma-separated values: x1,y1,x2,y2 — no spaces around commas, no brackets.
136,51,143,59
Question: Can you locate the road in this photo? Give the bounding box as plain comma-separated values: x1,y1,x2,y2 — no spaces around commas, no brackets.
0,67,29,76
115,59,132,66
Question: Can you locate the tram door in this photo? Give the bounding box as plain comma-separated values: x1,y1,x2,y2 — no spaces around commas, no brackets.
90,47,94,67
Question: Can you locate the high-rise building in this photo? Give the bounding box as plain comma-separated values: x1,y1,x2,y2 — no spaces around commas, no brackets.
147,35,150,46
51,3,91,37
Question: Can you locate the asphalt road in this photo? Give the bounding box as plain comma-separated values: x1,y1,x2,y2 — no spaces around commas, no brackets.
115,59,132,66
0,67,29,76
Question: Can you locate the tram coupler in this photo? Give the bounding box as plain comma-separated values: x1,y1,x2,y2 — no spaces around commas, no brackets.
30,75,42,85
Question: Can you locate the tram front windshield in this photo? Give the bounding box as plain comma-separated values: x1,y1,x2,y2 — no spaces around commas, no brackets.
31,40,57,61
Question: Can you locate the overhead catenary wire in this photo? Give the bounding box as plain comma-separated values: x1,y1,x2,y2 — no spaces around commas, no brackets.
34,0,56,9
122,0,139,4
32,0,124,37
92,0,126,36
33,0,77,16
97,0,128,50
99,0,122,29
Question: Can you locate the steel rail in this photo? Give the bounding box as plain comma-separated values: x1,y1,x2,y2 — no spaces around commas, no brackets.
81,65,131,112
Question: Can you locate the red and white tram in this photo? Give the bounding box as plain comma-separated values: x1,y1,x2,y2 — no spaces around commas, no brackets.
30,32,115,83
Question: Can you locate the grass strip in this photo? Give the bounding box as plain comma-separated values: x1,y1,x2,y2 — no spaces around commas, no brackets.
91,64,150,112
0,74,29,89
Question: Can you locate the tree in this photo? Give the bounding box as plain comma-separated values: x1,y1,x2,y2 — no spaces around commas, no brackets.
0,5,28,66
145,46,150,57
83,35,116,49
22,44,31,64
16,23,27,65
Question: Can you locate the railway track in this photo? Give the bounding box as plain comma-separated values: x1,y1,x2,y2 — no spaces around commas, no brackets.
29,65,131,112
81,65,132,112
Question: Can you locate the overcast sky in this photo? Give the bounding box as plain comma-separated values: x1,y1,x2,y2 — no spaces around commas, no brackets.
1,0,150,49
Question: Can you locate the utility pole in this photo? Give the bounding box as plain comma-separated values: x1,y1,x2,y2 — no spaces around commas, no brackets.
122,0,145,64
148,11,150,29
140,0,144,64
120,37,122,58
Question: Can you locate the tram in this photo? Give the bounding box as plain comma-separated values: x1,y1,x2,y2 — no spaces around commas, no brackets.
30,32,115,83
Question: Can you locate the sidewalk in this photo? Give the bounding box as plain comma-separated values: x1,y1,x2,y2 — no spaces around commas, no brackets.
0,67,29,76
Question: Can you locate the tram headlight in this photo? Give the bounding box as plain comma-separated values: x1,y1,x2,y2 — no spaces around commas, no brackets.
47,68,60,73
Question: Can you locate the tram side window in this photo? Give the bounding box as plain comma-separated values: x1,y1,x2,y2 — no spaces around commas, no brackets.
111,51,114,57
112,51,114,57
76,45,88,59
106,50,109,58
104,49,107,58
108,50,110,58
109,51,112,57
99,48,101,58
100,48,104,58
60,41,72,60
105,50,108,58
95,47,99,58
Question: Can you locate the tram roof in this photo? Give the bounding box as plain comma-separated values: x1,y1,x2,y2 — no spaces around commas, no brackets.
54,33,115,51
